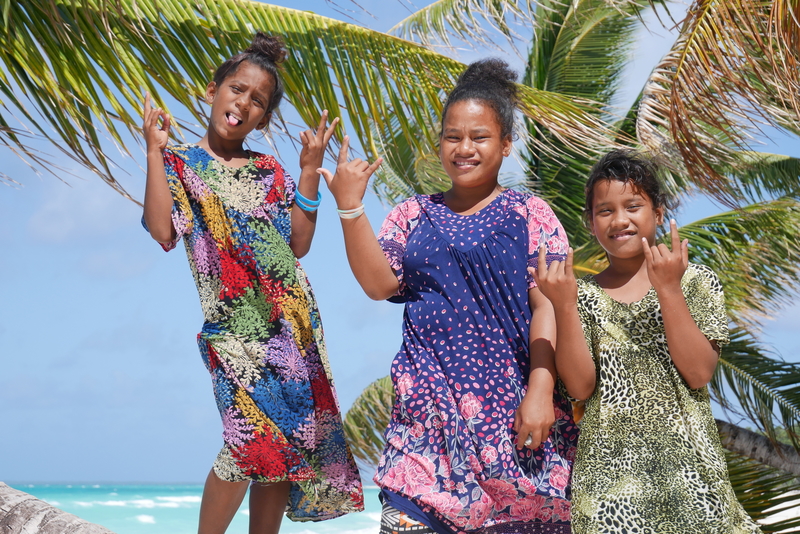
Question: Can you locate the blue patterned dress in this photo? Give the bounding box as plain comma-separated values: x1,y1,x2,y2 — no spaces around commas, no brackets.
152,144,363,521
375,190,579,534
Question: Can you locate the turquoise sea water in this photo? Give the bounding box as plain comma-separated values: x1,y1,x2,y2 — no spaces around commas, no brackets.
8,484,382,534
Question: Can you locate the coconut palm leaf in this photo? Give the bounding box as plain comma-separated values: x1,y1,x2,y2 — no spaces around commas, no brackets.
636,0,800,203
711,326,800,450
724,449,800,532
343,375,395,471
675,197,800,323
0,0,622,201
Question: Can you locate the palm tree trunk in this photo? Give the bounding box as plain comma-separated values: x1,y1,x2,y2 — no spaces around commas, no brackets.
717,419,800,476
0,482,114,533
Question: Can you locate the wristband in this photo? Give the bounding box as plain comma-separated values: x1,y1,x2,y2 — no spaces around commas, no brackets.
337,204,365,219
295,190,322,212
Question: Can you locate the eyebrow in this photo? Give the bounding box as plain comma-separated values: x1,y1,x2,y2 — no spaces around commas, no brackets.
442,126,492,135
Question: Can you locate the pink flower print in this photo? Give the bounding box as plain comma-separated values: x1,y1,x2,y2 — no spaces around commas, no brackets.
459,391,482,420
396,373,414,396
420,491,465,520
548,464,570,493
466,493,494,530
322,462,357,492
509,497,536,521
409,422,425,438
547,234,567,255
480,478,517,511
551,498,571,521
468,454,482,474
480,445,498,464
389,435,404,450
565,445,577,462
443,479,456,492
456,481,467,494
384,453,436,496
439,454,452,478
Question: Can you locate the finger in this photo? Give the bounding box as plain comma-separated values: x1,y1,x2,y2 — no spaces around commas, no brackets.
161,113,171,133
317,167,334,186
565,247,574,275
365,157,383,176
642,237,654,265
337,136,350,165
681,238,689,266
322,117,340,144
144,92,152,113
316,109,328,135
670,218,680,252
299,130,308,146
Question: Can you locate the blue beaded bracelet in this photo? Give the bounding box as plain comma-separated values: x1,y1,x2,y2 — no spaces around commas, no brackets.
295,190,322,212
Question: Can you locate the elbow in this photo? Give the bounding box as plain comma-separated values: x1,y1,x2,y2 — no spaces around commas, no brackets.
568,383,596,402
291,243,310,259
364,286,395,301
684,372,713,390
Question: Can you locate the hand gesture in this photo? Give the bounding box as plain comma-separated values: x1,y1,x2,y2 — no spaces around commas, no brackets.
317,136,383,209
530,246,577,307
142,92,170,154
513,388,555,450
299,110,339,172
642,219,689,293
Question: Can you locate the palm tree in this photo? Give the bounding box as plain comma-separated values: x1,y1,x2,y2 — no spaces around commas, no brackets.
2,0,799,529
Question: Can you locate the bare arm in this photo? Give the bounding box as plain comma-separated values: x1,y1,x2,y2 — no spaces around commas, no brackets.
290,111,339,258
318,137,398,300
532,247,596,400
644,220,719,389
142,93,177,244
513,286,558,450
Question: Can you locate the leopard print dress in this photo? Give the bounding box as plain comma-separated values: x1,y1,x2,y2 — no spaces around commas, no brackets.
572,263,761,534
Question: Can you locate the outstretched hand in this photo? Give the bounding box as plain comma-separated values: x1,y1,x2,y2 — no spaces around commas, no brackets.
317,136,383,210
142,92,170,153
530,246,577,307
642,219,688,293
299,110,339,172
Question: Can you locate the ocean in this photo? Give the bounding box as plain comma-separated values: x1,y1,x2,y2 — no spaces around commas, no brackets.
8,483,383,534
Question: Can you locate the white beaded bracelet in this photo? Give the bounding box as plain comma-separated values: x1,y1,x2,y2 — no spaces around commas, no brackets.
337,204,365,219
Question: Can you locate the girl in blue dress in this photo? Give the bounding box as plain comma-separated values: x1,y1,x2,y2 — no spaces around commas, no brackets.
318,59,578,534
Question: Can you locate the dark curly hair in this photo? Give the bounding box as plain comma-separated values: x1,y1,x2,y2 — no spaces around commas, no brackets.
441,58,519,138
584,150,675,223
211,32,286,126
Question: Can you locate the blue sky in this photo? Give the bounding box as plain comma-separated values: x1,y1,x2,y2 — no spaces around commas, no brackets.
1,0,798,484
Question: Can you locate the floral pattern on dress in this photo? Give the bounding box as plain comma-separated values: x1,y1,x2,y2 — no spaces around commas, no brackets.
156,144,363,521
376,190,578,534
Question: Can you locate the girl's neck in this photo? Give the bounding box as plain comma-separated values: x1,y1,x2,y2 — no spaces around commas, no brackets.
594,255,651,304
443,181,504,216
198,132,250,168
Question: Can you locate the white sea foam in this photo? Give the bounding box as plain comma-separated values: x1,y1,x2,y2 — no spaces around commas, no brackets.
136,515,156,524
365,512,382,522
73,499,186,508
156,496,201,504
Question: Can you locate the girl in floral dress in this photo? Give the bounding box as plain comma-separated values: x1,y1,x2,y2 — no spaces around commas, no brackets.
318,59,578,534
533,150,761,533
141,33,362,534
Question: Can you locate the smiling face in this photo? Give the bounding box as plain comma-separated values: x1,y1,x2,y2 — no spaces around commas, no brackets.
439,99,512,191
205,61,276,144
589,179,665,261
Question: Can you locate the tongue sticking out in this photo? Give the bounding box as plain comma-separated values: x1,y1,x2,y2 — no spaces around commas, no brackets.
226,114,240,127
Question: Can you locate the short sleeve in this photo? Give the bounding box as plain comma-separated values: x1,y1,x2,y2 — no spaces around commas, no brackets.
575,278,597,359
524,196,569,288
141,147,194,252
683,264,730,348
377,197,422,302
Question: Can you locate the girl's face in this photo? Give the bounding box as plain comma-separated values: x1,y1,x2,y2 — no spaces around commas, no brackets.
439,99,512,190
206,61,275,142
589,179,664,261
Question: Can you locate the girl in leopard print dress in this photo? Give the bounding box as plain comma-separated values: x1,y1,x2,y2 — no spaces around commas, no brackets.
532,150,760,533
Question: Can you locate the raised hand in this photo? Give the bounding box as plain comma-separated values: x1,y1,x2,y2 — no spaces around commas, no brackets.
142,92,170,153
299,109,339,173
530,245,577,307
317,136,382,210
642,219,689,293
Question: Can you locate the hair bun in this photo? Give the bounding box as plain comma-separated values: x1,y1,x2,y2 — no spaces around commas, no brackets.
456,58,518,101
245,32,287,64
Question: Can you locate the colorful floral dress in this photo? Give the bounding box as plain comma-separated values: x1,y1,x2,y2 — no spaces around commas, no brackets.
154,144,363,521
376,190,579,534
572,264,761,533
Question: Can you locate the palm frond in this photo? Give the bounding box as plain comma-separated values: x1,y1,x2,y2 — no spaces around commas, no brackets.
637,0,800,204
343,375,395,470
715,151,800,205
0,0,625,202
676,197,800,324
711,327,800,451
724,448,800,532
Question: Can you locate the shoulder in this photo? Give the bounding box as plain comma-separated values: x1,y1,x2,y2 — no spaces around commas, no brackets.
683,263,723,290
387,194,425,220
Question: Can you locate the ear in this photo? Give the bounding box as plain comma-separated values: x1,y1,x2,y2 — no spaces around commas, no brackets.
502,135,512,157
655,206,665,226
256,112,271,131
205,81,217,105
